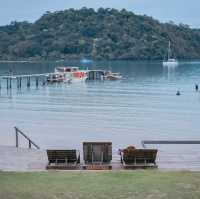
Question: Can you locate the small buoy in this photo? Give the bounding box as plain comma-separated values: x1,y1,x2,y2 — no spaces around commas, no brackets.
176,91,181,96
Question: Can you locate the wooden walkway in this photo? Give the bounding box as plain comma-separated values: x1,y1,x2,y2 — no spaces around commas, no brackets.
1,146,200,171
0,73,53,90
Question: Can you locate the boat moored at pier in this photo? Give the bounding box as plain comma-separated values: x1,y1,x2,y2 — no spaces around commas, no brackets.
104,71,122,80
54,66,88,82
87,70,122,81
47,73,65,83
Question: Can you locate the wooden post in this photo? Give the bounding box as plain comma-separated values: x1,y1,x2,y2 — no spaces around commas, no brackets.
42,78,46,86
7,78,9,90
95,71,97,80
91,145,93,164
27,77,28,87
19,77,22,88
36,77,39,88
15,129,19,148
17,77,19,89
9,77,12,89
29,76,31,87
27,76,30,88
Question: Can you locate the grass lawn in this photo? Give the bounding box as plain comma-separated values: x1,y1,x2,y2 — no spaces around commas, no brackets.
0,171,200,199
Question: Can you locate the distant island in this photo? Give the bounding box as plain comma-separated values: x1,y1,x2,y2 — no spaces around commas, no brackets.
0,8,200,61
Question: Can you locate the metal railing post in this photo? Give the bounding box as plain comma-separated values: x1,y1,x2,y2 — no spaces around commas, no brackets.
15,128,19,148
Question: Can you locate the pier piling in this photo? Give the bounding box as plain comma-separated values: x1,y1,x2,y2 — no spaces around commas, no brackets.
36,77,39,88
17,77,20,89
42,78,46,86
9,77,12,89
27,77,31,88
0,73,53,91
6,78,9,90
19,77,22,88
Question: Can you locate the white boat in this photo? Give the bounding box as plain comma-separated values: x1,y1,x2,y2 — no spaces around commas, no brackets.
47,73,64,83
163,41,178,67
104,71,122,80
55,66,88,82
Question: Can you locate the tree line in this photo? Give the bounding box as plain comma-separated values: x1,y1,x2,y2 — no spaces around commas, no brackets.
0,8,200,61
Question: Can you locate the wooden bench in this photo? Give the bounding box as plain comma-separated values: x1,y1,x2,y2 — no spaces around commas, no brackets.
83,142,112,170
46,149,80,170
121,149,158,169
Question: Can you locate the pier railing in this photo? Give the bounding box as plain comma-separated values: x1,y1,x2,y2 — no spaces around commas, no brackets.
14,127,40,149
142,140,200,148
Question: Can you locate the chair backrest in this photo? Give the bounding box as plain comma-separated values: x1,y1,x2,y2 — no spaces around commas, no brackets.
83,142,112,163
123,149,157,164
47,150,78,163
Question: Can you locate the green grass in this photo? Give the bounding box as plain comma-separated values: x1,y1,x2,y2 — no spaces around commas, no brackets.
0,171,200,199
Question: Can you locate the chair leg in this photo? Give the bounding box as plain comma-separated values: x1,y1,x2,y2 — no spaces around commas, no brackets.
92,151,94,164
65,158,68,166
144,159,147,166
101,152,103,165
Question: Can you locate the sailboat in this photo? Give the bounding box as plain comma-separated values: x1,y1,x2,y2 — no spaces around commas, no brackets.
163,41,178,67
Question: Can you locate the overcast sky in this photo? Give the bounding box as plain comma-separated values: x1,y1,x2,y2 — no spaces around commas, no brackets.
0,0,199,28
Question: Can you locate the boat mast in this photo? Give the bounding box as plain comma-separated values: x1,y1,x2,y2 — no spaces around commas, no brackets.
168,41,171,60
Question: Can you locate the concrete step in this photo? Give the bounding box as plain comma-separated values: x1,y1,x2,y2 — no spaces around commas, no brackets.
0,146,47,171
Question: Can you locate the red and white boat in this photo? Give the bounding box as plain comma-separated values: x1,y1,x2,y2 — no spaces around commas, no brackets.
55,66,88,82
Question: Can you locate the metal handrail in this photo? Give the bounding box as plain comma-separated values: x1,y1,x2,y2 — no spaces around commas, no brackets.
142,140,200,148
14,127,40,149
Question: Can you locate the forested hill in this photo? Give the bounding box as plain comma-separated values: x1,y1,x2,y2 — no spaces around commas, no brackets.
0,8,200,61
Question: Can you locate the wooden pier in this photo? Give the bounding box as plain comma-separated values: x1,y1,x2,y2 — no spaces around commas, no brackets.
0,73,54,90
0,69,114,91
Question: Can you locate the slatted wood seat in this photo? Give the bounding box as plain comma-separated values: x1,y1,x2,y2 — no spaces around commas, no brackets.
121,149,158,169
46,149,80,170
83,142,112,170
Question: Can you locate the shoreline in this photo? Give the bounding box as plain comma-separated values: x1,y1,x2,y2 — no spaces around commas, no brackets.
1,59,200,63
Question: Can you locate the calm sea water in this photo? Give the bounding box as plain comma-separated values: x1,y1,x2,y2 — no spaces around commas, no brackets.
0,61,200,151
